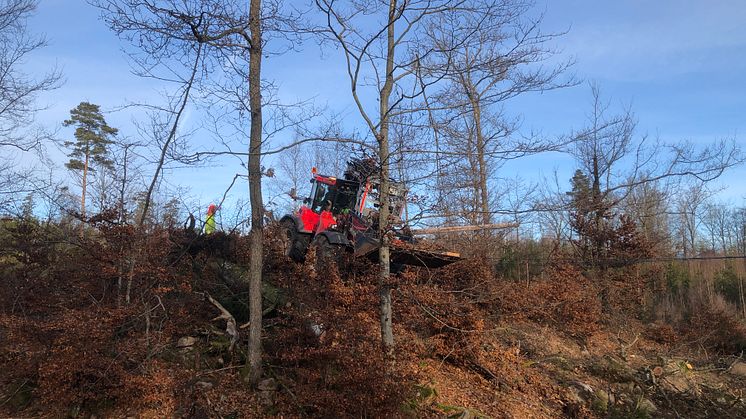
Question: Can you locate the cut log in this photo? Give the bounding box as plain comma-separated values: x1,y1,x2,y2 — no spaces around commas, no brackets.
410,222,518,236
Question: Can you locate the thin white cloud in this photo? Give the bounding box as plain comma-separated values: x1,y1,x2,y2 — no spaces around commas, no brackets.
552,0,746,81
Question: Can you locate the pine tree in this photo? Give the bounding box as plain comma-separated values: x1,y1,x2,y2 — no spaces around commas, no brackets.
567,169,613,265
63,102,117,218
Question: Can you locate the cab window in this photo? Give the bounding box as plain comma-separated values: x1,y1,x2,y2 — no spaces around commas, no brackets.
311,182,333,212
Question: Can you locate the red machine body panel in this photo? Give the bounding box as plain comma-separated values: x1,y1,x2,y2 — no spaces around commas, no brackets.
315,210,336,234
297,206,337,234
298,206,320,233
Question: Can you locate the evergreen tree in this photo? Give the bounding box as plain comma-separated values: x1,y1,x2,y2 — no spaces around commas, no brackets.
63,102,117,218
21,193,35,221
567,170,592,214
567,169,612,265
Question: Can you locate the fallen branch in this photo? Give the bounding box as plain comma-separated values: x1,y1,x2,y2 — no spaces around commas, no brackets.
617,332,640,361
204,292,239,352
0,379,29,407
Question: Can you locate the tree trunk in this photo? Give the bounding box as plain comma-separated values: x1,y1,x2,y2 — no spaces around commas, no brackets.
247,0,264,386
459,64,490,227
377,0,397,357
82,150,89,218
470,92,491,227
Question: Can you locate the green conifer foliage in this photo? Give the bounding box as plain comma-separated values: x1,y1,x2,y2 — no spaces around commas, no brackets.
63,102,117,217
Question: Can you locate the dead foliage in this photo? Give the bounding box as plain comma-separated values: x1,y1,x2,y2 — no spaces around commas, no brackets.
2,215,745,418
496,264,603,339
686,295,746,355
266,258,412,417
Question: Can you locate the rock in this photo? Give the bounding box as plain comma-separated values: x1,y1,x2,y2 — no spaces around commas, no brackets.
638,398,657,415
661,373,700,396
257,378,279,406
414,384,437,406
257,378,278,392
195,381,214,391
729,361,746,377
177,336,197,348
594,389,609,405
566,388,585,405
571,380,594,395
591,389,609,413
590,355,636,382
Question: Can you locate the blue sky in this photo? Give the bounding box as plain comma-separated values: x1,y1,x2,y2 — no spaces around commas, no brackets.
23,0,746,217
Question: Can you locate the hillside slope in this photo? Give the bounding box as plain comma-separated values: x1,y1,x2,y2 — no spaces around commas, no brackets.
1,225,745,418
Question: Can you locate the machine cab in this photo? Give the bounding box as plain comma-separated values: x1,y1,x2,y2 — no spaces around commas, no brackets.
296,171,358,234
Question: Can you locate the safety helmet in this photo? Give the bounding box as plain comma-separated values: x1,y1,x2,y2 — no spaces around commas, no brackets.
207,203,217,215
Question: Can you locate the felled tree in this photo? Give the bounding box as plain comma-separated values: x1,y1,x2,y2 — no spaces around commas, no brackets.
63,102,118,218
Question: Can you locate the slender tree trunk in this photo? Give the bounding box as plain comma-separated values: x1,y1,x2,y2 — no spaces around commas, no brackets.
591,153,603,264
420,69,443,206
739,274,745,318
377,0,397,357
82,150,89,218
138,43,200,228
470,94,490,226
247,0,264,386
119,144,129,224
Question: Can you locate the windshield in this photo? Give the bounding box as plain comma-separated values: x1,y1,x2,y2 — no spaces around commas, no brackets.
311,182,332,212
310,180,358,215
332,181,356,214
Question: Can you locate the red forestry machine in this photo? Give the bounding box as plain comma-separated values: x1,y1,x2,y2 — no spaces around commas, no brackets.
280,158,461,270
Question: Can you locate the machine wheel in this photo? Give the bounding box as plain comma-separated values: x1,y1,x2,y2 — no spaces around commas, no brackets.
313,235,343,273
281,219,308,262
390,262,405,275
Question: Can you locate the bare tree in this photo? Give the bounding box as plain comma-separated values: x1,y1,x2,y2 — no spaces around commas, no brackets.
316,0,441,355
0,0,60,214
620,180,670,255
702,201,732,254
674,182,712,257
93,0,307,384
316,0,541,355
422,0,574,225
732,207,746,256
566,85,741,261
0,0,60,152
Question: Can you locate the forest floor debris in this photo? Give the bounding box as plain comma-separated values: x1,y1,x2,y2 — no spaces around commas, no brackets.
1,226,745,418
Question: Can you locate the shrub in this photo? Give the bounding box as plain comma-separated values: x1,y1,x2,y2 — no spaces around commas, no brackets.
665,263,691,295
687,294,746,354
497,264,602,338
714,264,743,308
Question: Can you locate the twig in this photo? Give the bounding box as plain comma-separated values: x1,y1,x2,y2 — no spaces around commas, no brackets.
723,352,744,375
618,332,640,361
0,379,29,407
196,364,244,377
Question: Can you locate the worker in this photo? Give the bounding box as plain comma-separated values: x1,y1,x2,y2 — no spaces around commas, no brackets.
204,203,217,234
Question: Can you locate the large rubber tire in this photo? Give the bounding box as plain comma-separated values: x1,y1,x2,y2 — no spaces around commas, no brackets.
390,262,405,275
282,219,308,262
314,235,343,274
